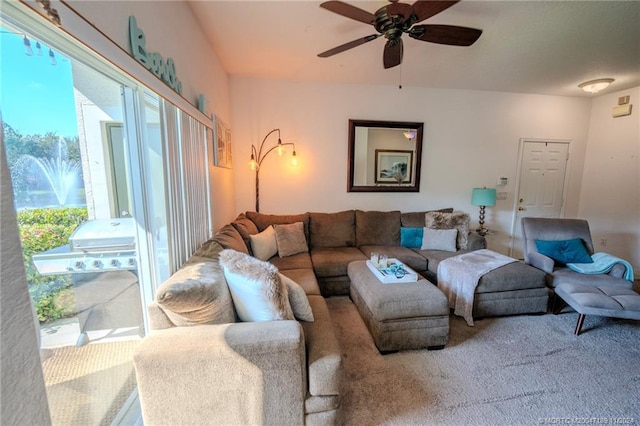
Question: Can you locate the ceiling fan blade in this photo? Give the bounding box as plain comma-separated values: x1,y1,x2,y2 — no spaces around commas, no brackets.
318,34,381,58
320,1,376,25
383,38,403,69
410,1,460,24
409,24,482,46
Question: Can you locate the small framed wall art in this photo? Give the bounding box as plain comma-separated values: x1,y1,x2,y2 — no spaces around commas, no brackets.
374,149,413,184
213,115,232,168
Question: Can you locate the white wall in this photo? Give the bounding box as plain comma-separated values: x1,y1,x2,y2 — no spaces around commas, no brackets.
231,77,593,253
578,86,640,277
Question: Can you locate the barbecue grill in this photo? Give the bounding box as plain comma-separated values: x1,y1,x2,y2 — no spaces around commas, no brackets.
33,218,137,275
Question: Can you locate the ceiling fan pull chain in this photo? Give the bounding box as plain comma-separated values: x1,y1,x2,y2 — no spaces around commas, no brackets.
398,63,403,89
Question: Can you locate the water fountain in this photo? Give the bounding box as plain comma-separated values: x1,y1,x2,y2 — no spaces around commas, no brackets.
27,137,81,206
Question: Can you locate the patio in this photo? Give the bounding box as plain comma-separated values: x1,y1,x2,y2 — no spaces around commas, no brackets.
39,270,143,425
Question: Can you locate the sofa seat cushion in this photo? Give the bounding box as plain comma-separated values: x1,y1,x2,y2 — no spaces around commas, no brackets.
475,261,547,293
309,210,356,248
280,269,321,296
416,249,473,274
269,252,313,270
310,247,368,278
359,245,427,272
355,210,401,246
155,242,236,326
548,267,634,289
302,295,342,396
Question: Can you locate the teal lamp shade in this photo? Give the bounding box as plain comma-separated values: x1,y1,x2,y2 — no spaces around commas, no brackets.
471,188,497,207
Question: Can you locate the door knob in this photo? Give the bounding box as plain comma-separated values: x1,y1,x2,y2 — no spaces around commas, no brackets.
519,198,524,203
518,207,526,211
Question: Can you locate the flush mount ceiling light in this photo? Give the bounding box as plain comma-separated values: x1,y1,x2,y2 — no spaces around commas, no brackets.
579,78,614,94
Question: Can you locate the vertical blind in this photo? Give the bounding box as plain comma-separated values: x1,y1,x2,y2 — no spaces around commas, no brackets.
162,101,211,273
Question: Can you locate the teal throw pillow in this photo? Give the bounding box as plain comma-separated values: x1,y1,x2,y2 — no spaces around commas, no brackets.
534,238,593,265
401,227,423,248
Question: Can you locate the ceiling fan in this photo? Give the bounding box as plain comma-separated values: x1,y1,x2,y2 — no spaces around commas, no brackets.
318,0,482,69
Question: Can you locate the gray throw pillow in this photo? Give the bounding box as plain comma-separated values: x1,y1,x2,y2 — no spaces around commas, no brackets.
279,273,314,322
274,222,309,257
421,228,458,252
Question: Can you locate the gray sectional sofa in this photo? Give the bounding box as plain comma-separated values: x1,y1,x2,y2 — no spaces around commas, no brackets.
133,209,485,425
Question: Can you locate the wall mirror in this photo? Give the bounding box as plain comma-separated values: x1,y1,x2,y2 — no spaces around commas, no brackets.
348,119,423,192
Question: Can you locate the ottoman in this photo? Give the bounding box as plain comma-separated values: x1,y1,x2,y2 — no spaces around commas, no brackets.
554,283,640,335
347,260,449,352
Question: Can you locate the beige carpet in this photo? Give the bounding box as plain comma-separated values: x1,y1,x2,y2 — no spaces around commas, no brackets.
327,296,640,425
41,340,139,426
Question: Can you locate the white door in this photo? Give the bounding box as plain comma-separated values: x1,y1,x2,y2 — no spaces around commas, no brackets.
509,139,570,258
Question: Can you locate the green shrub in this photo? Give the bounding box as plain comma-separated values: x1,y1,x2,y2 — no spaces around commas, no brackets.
29,279,75,322
17,207,87,227
18,207,87,322
20,224,75,260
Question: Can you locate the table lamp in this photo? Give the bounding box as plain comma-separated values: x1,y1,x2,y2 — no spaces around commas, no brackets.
471,187,496,236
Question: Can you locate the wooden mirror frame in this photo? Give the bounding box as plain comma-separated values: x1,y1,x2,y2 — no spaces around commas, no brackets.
347,119,423,192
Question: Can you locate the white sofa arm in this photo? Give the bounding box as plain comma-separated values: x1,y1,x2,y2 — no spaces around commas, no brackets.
134,320,306,425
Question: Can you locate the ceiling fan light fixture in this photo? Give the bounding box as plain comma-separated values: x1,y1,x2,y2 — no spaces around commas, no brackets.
403,130,416,139
579,78,614,94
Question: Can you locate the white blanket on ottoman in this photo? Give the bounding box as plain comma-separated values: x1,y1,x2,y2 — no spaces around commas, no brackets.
438,249,516,326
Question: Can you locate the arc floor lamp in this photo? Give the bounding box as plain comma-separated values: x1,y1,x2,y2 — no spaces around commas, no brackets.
249,129,297,212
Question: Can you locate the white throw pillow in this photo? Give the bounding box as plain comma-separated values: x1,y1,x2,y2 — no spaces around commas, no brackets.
219,249,294,322
421,228,458,252
279,273,314,322
249,225,278,261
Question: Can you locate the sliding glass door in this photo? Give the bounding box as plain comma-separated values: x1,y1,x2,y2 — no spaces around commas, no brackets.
1,10,153,424
2,3,212,423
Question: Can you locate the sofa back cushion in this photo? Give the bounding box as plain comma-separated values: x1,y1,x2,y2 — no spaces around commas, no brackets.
155,241,235,327
231,213,259,255
309,210,356,249
246,211,310,241
213,224,249,254
400,208,454,228
355,210,401,246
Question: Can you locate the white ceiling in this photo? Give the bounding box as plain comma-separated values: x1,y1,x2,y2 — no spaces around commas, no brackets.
189,1,640,97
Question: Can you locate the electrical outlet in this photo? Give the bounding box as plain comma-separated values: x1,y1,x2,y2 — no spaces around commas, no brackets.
600,237,607,246
496,192,507,201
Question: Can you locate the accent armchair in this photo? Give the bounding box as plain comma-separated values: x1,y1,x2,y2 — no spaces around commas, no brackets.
521,217,633,289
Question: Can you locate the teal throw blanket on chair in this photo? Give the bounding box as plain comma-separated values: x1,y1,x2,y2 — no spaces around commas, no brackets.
567,252,634,282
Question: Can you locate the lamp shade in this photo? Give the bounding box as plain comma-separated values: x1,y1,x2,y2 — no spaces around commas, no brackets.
471,188,496,207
